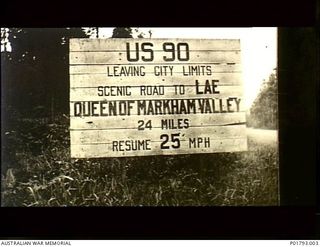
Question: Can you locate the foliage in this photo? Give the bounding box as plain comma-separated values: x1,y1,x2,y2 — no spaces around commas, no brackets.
84,28,99,38
112,28,133,38
1,115,279,206
134,28,152,38
111,27,152,38
1,28,89,118
248,69,278,129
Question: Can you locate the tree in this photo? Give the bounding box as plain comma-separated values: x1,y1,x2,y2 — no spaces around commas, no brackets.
111,27,152,38
2,28,89,119
248,69,278,129
112,27,133,38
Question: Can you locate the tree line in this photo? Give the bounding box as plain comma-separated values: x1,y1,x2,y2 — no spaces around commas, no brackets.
247,69,278,130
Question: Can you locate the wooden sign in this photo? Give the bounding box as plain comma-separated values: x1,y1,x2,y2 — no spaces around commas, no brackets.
69,39,247,158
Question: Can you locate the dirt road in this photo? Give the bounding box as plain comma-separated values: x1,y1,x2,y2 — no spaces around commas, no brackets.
246,128,278,146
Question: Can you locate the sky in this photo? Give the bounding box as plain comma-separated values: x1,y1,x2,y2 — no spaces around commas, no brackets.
98,27,277,110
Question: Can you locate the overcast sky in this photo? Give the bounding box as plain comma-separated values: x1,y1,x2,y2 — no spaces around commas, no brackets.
99,27,277,110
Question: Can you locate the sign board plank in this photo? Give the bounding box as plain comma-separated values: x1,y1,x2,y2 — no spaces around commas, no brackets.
70,39,241,52
70,124,246,144
69,98,245,118
70,73,242,87
69,64,242,75
70,113,246,130
69,38,247,158
70,86,243,101
70,51,241,65
71,138,247,158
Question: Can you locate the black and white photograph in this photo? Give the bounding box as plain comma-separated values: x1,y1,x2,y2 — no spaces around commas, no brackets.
1,27,279,207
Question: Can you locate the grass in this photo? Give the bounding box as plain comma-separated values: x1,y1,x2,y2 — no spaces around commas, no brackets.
1,115,279,206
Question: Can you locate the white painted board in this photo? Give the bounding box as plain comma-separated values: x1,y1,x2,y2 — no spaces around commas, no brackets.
69,38,247,158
